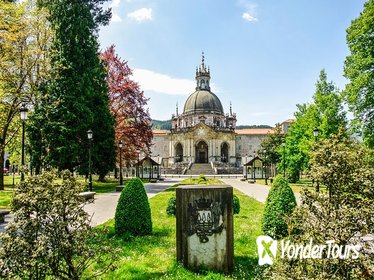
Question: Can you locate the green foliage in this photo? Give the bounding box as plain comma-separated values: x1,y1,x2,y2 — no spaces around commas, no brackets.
260,123,285,170
166,196,176,216
233,194,240,214
198,174,207,184
285,70,347,182
177,177,223,186
266,191,373,279
0,170,116,279
344,0,374,148
0,1,51,188
236,124,272,129
115,178,152,236
151,119,172,130
266,135,374,279
262,175,297,239
29,0,115,179
310,131,374,206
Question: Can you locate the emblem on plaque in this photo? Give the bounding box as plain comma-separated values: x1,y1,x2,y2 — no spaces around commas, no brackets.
186,197,224,243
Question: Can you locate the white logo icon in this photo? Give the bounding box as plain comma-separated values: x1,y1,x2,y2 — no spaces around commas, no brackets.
257,235,277,265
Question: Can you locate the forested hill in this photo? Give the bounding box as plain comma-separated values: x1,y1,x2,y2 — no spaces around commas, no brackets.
151,120,172,130
151,120,271,130
236,125,272,129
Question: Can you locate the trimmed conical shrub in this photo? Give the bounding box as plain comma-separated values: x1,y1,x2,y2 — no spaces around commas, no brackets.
262,175,296,239
115,178,152,236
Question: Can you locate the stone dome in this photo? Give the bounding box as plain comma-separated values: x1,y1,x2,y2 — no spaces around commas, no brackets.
183,89,224,114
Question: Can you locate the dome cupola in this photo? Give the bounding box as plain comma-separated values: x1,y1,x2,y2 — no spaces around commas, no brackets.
183,52,224,115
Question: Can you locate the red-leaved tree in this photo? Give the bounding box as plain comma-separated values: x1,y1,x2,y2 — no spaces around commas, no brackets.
100,45,153,166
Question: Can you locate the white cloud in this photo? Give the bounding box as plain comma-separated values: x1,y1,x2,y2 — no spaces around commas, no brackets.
127,8,153,22
132,69,194,95
237,0,258,22
111,13,122,23
242,12,257,22
110,0,121,8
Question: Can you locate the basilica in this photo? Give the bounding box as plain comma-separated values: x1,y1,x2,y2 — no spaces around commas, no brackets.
150,53,279,175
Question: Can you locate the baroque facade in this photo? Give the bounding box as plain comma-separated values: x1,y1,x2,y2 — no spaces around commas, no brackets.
150,54,272,172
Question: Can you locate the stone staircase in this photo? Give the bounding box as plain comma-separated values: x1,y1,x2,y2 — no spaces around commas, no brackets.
185,163,215,175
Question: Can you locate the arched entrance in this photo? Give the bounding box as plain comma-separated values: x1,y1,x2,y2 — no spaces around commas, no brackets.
175,143,183,162
221,142,229,162
195,141,208,163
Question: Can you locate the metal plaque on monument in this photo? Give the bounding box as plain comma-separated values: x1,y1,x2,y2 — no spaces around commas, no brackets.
176,185,234,273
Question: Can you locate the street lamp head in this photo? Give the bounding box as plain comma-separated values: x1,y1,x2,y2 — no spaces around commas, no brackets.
87,129,93,140
118,139,123,148
313,127,319,138
20,105,28,121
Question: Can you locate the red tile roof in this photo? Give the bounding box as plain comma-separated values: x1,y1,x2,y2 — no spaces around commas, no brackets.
152,129,169,135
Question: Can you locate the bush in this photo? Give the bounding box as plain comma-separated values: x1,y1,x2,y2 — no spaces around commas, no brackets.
166,196,176,216
0,170,116,279
262,175,296,239
115,178,152,236
233,194,240,214
198,174,207,184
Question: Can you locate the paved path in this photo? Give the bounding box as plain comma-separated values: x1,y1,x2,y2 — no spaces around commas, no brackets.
0,178,183,232
0,177,299,231
84,178,183,227
221,178,301,204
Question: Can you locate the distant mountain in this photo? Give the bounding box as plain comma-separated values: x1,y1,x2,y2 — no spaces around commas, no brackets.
236,125,272,129
151,120,172,130
151,120,271,130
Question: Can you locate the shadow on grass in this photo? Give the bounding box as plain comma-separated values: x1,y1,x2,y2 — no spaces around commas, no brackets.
233,255,266,279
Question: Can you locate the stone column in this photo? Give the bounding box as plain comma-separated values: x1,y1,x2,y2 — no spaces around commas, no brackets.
176,185,234,273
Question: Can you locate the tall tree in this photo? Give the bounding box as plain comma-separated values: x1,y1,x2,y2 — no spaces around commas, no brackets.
100,46,153,166
0,0,51,189
260,123,285,176
266,133,373,279
285,70,347,182
344,0,374,148
30,0,115,180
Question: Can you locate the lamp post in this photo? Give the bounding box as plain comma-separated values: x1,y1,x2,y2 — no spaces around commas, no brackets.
87,129,93,191
118,140,123,186
136,149,140,177
244,154,248,180
264,149,268,185
282,142,286,178
157,154,160,179
20,104,28,181
252,151,256,182
313,127,320,193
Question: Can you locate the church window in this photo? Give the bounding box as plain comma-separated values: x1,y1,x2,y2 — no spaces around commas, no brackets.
239,145,241,150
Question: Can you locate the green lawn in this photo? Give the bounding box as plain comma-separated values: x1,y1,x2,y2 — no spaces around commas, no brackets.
92,183,265,279
255,178,327,194
0,174,124,208
0,189,14,209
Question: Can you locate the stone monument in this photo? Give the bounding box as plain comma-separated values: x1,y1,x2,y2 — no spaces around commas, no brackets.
176,185,234,273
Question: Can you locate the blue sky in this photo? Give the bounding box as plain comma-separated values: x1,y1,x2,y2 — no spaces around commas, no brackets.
98,0,365,126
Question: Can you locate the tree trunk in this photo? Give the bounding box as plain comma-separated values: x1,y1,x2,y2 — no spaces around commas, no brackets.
98,173,106,182
0,149,4,190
